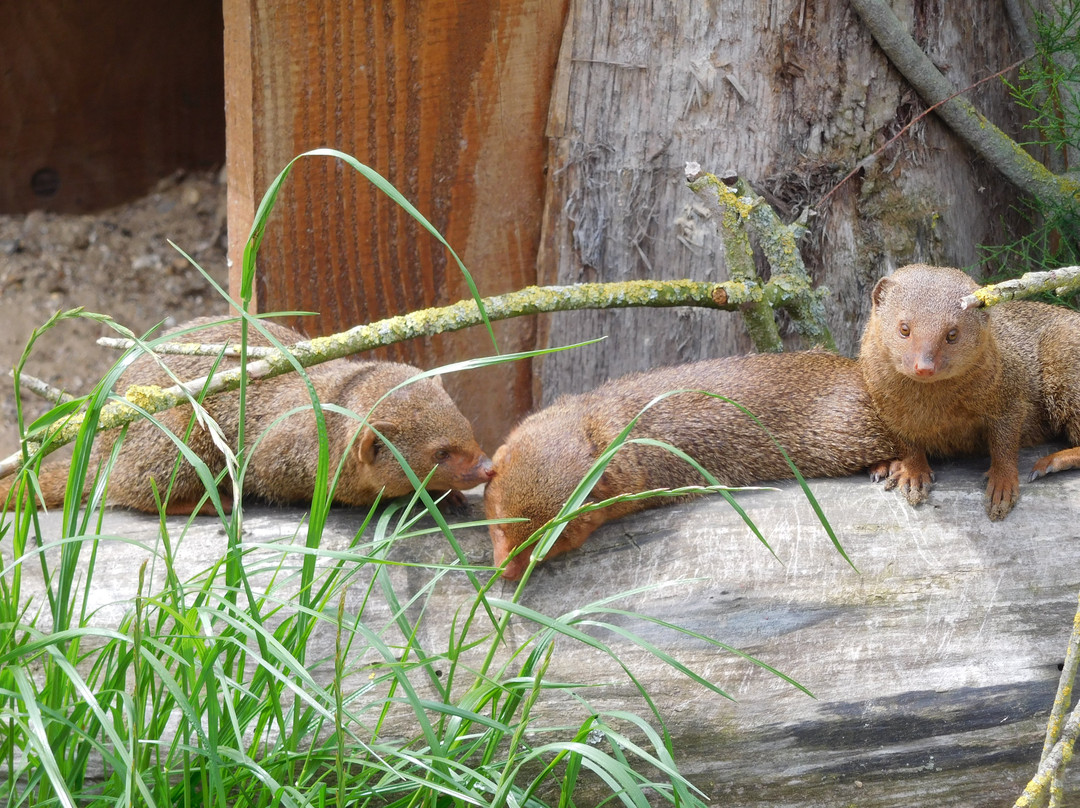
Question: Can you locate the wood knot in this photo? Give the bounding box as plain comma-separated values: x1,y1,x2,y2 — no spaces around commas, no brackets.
711,287,729,306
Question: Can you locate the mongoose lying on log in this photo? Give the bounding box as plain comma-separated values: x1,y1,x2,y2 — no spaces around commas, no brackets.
859,263,1080,520
1,317,493,515
484,351,899,580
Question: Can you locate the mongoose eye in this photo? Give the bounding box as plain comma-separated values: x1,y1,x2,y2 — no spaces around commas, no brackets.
946,328,959,343
898,322,910,338
433,448,451,462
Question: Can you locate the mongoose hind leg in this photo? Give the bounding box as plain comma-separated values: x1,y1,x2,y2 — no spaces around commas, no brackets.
1030,447,1080,481
108,484,231,516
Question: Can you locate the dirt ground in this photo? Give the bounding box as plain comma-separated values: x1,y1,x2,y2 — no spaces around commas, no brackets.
0,170,230,452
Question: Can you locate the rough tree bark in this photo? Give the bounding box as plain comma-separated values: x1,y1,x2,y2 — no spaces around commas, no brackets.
533,0,1037,405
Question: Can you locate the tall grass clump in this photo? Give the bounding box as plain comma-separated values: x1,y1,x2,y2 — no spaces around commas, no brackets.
0,149,822,807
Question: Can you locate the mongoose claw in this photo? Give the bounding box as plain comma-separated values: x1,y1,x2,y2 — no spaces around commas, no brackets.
883,474,930,505
902,482,930,506
867,460,895,483
984,493,1017,521
983,467,1019,521
1031,448,1080,481
882,459,932,505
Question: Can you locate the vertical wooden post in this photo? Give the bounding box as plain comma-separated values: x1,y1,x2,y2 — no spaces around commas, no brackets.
222,0,568,450
223,0,255,306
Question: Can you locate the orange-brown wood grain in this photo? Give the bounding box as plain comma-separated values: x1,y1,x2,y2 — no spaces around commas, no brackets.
224,0,567,450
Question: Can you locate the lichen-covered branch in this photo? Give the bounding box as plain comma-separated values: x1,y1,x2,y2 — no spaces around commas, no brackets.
848,0,1080,215
960,266,1080,309
1030,589,1080,808
0,279,754,480
735,177,834,349
1014,693,1080,807
685,164,835,351
683,169,782,352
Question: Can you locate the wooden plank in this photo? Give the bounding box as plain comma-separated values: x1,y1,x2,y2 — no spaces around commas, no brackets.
223,0,568,450
0,0,224,214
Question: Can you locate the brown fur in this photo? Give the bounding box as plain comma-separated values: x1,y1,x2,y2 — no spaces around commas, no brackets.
484,351,899,579
2,317,492,514
859,263,1080,520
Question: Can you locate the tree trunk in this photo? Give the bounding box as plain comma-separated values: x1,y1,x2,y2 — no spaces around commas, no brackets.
534,0,1032,405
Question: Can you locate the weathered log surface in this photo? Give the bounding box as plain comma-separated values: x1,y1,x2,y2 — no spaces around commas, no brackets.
10,444,1080,806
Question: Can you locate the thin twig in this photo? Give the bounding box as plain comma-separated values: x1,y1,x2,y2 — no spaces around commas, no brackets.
8,371,77,404
97,337,279,358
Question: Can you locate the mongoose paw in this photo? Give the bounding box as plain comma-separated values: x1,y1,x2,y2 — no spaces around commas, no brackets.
900,479,931,506
880,460,903,489
867,460,894,483
983,468,1019,521
437,488,468,510
984,491,1017,521
882,460,933,505
1031,447,1080,481
160,494,231,517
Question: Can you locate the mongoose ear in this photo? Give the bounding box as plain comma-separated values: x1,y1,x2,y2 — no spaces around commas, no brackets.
593,471,616,499
871,276,893,308
580,415,609,457
358,420,397,465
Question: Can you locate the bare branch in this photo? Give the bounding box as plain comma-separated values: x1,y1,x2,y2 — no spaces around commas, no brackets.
9,371,77,404
96,337,280,358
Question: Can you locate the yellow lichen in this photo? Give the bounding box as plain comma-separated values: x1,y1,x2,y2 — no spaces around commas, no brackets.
124,384,167,411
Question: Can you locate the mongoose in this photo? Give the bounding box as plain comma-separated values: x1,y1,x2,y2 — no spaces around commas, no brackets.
859,263,1080,520
2,317,493,514
484,351,899,580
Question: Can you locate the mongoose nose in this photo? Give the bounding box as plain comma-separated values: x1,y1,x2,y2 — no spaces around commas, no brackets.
914,356,937,377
